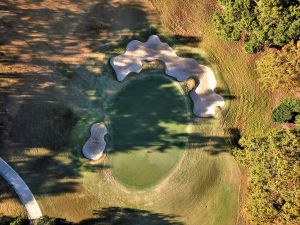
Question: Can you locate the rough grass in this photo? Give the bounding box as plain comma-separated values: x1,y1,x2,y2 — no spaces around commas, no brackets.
0,177,25,217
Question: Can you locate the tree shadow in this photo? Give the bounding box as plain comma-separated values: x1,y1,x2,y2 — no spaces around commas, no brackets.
188,132,228,155
0,0,234,201
9,102,78,150
226,128,241,147
0,0,156,198
79,207,184,225
0,207,184,225
0,215,29,225
214,87,237,100
108,76,190,153
175,51,206,64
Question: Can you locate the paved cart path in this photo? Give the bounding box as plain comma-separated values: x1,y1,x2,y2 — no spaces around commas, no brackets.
0,158,42,220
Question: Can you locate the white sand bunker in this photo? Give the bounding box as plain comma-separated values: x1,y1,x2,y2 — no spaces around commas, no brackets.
110,35,225,117
82,123,107,160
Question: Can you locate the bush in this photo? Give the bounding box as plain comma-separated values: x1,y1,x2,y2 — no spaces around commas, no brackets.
272,99,300,123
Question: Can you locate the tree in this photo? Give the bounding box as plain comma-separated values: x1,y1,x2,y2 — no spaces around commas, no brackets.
256,40,300,92
296,115,300,127
233,128,300,225
10,217,29,225
213,0,300,52
34,216,70,225
272,99,300,123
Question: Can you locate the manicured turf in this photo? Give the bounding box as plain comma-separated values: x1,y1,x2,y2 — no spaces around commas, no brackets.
108,76,190,189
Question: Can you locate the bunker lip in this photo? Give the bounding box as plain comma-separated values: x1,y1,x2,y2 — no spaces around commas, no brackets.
110,35,225,117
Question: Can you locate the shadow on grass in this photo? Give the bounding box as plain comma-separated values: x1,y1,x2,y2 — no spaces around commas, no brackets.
9,103,78,150
189,127,241,155
0,215,29,225
0,0,157,198
79,207,184,225
0,207,184,225
214,87,237,101
108,75,239,156
108,76,190,153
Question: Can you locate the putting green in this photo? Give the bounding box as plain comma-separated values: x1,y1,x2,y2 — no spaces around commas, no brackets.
108,75,190,189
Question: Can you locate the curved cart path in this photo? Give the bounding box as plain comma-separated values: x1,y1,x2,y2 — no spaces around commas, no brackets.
0,158,42,220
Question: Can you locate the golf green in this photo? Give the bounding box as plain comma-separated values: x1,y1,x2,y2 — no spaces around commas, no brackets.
108,75,190,189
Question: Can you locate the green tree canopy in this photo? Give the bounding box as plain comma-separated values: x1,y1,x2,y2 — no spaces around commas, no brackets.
213,0,300,52
233,128,300,225
272,99,300,123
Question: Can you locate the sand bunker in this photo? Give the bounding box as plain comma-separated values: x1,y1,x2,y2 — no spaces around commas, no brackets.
110,35,225,117
82,123,107,160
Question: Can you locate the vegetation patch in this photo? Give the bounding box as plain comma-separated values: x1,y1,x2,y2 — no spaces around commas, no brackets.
272,99,300,124
233,128,300,225
213,0,300,52
257,41,300,92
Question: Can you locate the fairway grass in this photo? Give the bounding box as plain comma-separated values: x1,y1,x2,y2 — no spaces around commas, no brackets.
108,76,190,189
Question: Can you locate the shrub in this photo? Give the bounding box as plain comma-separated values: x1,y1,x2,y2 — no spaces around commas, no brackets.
272,99,300,123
